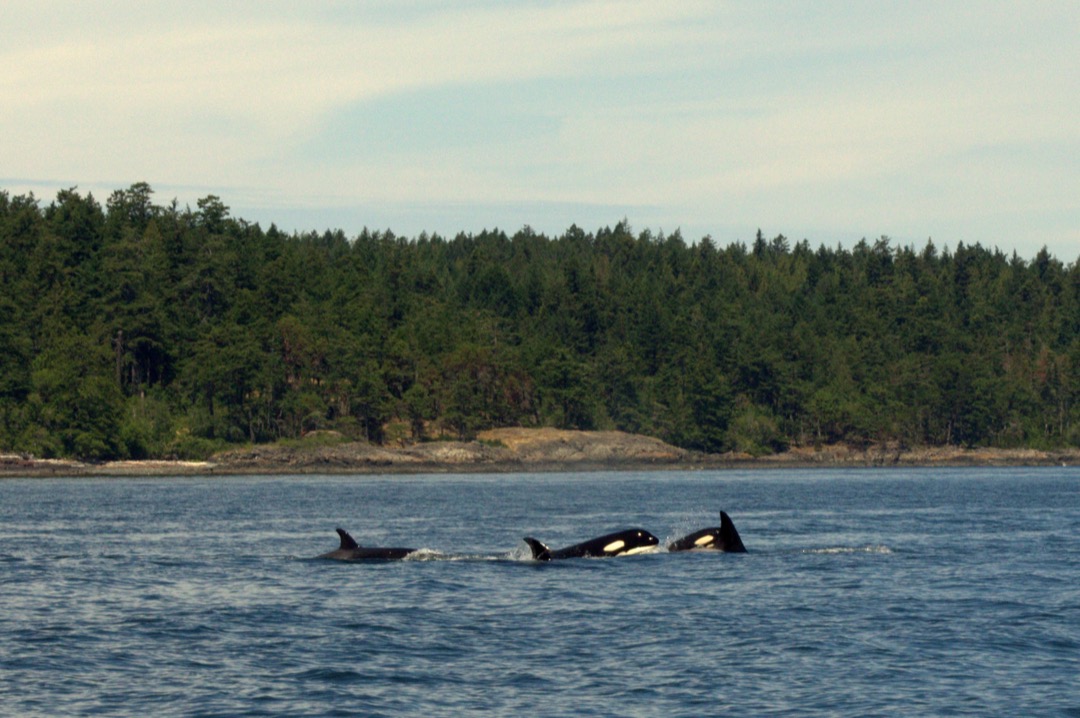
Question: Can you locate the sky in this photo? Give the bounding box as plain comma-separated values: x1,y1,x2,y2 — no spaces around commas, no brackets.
2,1,1077,260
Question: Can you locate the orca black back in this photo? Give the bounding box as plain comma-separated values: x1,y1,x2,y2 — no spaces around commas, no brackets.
318,527,418,561
668,511,747,553
523,528,659,560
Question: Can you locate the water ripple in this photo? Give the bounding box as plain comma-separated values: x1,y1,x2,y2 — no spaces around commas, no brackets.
2,469,1079,716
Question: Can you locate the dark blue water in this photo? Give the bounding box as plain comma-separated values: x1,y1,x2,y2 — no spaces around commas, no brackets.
2,468,1079,716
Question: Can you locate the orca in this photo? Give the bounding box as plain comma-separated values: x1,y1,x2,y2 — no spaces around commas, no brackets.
523,528,659,561
667,511,747,553
318,528,417,561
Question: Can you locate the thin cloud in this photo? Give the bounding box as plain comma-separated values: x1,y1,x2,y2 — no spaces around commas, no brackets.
0,1,1075,258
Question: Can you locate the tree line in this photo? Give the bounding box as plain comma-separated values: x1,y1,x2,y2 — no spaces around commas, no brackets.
1,183,1077,460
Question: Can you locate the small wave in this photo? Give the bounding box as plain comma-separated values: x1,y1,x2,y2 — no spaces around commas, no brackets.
296,667,364,685
403,549,521,562
402,548,444,561
806,545,893,555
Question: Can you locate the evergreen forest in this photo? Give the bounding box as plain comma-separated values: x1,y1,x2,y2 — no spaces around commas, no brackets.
1,183,1078,461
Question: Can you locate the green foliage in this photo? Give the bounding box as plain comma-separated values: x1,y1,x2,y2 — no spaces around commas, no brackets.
27,333,125,460
727,402,787,456
165,428,228,461
117,393,175,459
2,184,1079,459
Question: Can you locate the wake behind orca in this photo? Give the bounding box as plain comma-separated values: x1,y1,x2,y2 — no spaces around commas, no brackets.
318,528,418,561
667,511,747,553
523,528,659,561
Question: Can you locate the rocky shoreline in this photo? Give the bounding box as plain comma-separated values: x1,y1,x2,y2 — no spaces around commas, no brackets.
3,427,1079,478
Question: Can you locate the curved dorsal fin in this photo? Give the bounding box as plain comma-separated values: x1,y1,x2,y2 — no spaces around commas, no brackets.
523,537,552,561
719,512,747,553
336,527,360,550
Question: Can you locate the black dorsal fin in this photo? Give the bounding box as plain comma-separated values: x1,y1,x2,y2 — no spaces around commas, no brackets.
336,528,360,550
523,537,552,561
719,512,748,553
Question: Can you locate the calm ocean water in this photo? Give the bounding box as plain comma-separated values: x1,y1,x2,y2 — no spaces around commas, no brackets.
2,468,1079,717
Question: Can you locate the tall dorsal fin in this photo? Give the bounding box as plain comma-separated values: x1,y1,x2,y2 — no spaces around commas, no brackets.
523,537,552,561
336,528,360,550
719,512,747,553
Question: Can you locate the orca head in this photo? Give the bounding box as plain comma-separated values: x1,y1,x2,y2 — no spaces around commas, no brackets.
632,529,660,552
604,529,659,556
667,527,712,552
692,531,720,549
